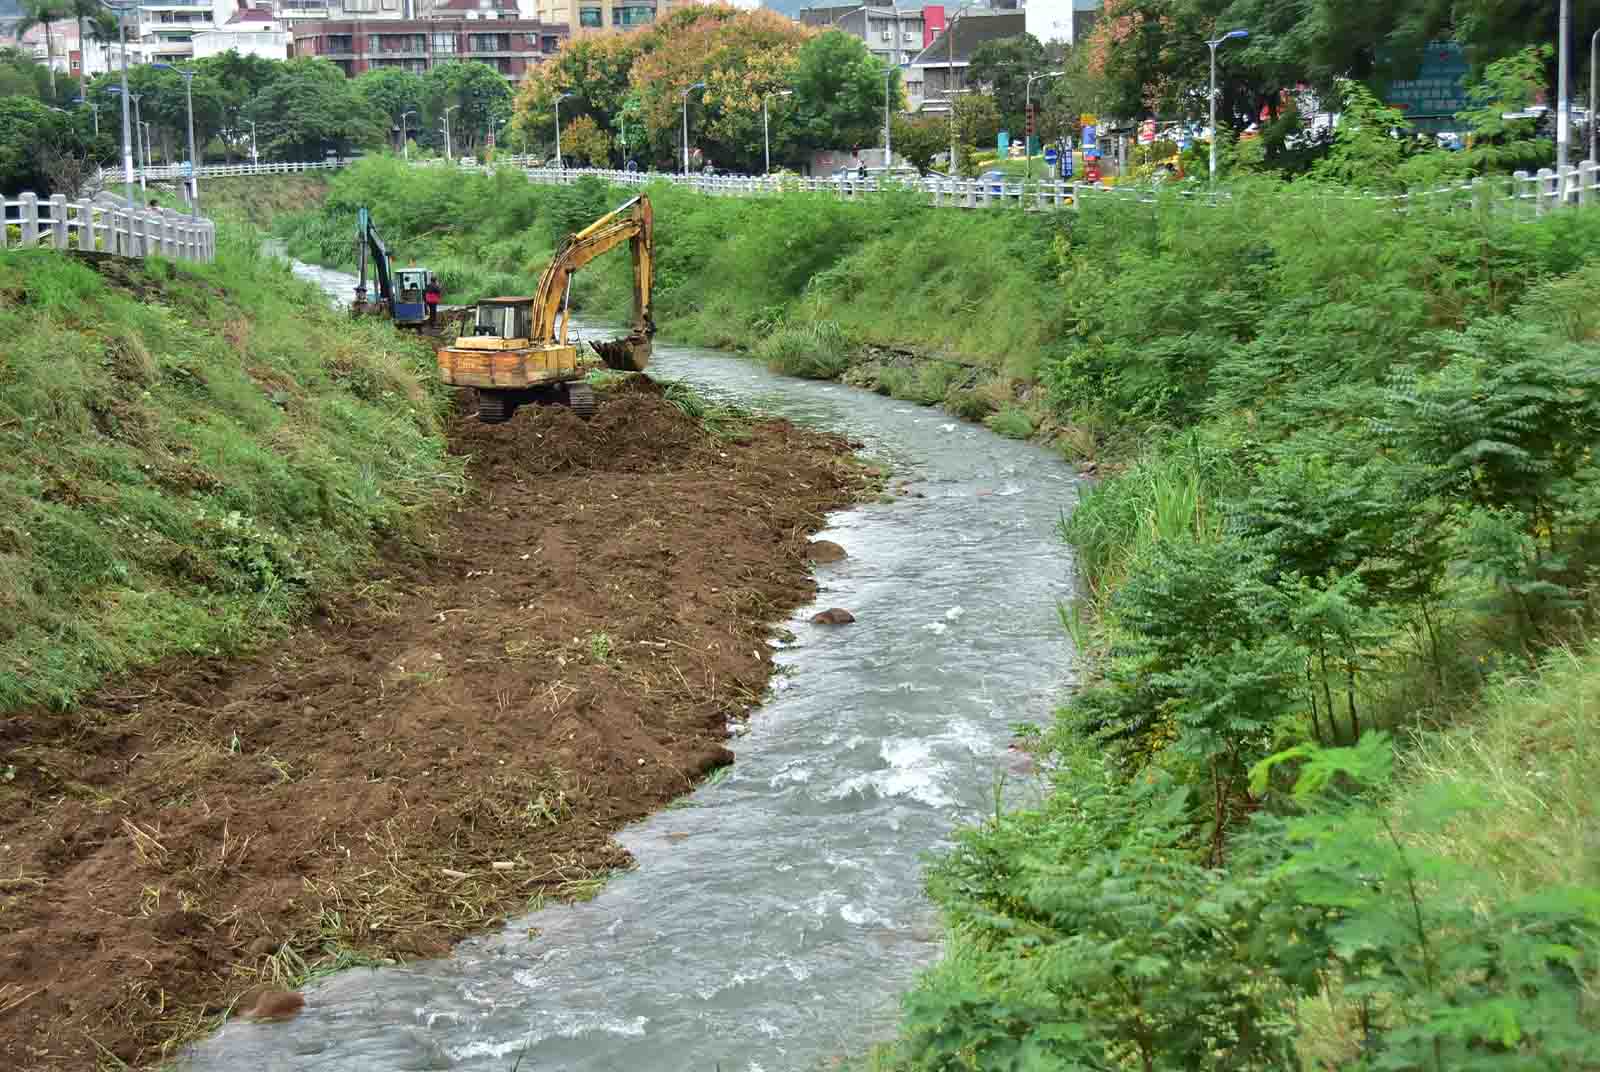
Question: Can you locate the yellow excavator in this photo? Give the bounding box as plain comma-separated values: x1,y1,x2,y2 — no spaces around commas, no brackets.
436,194,655,423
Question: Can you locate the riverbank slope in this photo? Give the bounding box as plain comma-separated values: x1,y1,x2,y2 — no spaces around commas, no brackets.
0,244,868,1068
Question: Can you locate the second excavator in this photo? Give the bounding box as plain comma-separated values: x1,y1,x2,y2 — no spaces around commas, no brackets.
435,194,655,423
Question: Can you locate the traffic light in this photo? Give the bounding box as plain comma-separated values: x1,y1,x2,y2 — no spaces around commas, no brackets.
1025,104,1036,138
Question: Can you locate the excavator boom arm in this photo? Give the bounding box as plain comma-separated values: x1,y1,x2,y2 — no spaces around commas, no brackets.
355,206,395,307
531,195,653,347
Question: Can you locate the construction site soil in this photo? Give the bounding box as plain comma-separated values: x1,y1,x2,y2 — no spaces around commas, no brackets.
0,380,868,1069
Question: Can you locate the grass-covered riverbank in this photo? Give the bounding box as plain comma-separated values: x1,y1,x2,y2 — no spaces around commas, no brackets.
0,241,459,712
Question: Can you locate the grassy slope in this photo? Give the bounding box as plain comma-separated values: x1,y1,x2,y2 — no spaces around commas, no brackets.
0,235,459,712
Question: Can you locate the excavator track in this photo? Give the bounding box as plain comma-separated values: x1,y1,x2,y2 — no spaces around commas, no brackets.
565,382,596,420
477,392,515,424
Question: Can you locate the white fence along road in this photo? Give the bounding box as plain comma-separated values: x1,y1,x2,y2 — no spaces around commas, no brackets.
3,191,215,262
107,154,1600,217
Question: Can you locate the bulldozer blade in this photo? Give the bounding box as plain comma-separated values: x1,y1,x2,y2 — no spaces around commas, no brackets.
590,336,651,373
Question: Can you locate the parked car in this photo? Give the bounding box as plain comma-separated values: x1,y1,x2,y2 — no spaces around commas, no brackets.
981,169,1007,194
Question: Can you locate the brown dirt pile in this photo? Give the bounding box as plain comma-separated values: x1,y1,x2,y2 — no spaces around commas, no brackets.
0,380,868,1069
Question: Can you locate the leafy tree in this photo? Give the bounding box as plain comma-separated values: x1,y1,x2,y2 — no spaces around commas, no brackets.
0,93,73,192
1309,78,1411,190
966,32,1046,133
627,5,810,172
953,91,1000,150
0,45,50,99
14,0,68,99
786,29,890,159
557,112,610,166
242,58,384,161
356,66,427,153
424,60,511,157
890,113,944,174
1456,44,1551,172
512,30,642,157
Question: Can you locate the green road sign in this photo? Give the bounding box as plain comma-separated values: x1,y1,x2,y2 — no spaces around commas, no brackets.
1383,41,1470,134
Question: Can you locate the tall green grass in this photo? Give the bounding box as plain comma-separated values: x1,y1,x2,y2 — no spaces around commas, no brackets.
0,239,461,711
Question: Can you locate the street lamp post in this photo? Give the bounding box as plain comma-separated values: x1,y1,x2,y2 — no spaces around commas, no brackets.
762,89,791,175
1558,0,1571,181
1205,28,1249,184
444,104,459,161
681,81,706,176
248,118,257,164
554,92,572,168
99,0,137,211
131,93,145,192
400,109,416,160
142,121,152,168
1024,70,1064,180
1590,27,1600,165
74,97,100,136
883,68,896,170
152,63,199,217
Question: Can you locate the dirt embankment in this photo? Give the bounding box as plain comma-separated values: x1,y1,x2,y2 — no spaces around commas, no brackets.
0,380,868,1069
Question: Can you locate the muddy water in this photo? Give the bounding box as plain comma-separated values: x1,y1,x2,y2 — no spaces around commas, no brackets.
188,256,1080,1070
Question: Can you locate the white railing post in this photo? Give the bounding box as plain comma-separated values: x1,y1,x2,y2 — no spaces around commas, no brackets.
75,201,92,251
19,192,38,247
50,194,68,249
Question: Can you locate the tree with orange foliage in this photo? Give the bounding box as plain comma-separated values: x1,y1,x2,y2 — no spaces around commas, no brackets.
511,31,644,160
625,5,811,172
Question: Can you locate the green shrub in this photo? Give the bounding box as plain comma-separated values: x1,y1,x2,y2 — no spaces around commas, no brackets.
943,388,996,421
983,406,1034,439
754,319,855,379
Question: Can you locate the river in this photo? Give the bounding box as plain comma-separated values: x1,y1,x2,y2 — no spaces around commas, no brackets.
181,254,1081,1071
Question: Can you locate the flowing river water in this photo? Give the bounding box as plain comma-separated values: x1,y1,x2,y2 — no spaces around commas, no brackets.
184,254,1081,1071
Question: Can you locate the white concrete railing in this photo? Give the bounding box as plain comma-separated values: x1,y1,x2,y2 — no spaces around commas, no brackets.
2,191,216,262
85,154,1600,220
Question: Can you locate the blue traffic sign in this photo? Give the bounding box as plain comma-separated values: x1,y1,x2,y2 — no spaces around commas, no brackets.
1044,147,1059,166
1061,151,1074,178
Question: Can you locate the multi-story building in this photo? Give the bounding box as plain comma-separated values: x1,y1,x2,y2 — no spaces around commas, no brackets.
798,4,929,68
529,0,676,34
905,7,1021,111
290,6,567,81
193,9,291,61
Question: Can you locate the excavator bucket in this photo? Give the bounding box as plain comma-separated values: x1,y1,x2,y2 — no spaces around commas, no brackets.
590,334,651,373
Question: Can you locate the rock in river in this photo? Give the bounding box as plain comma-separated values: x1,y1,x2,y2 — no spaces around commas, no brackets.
811,608,855,625
807,540,848,563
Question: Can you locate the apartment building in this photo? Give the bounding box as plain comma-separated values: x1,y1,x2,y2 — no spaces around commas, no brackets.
291,4,567,81
528,0,676,33
798,4,928,68
905,7,1021,111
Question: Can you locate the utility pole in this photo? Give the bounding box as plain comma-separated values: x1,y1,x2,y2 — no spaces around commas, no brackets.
401,110,416,160
1591,27,1599,164
444,104,459,160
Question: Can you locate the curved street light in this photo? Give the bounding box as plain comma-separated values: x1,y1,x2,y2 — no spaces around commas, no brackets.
400,109,417,160
152,63,199,216
681,81,706,176
97,0,139,211
1205,28,1249,185
554,91,573,169
1024,69,1063,180
444,104,460,160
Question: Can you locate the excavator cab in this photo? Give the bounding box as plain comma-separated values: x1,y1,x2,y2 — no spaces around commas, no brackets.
469,297,533,340
437,194,655,425
392,268,433,326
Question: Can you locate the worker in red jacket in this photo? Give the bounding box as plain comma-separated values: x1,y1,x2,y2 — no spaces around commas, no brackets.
424,276,442,324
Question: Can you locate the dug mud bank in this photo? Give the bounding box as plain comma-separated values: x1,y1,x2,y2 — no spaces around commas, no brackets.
0,380,869,1069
